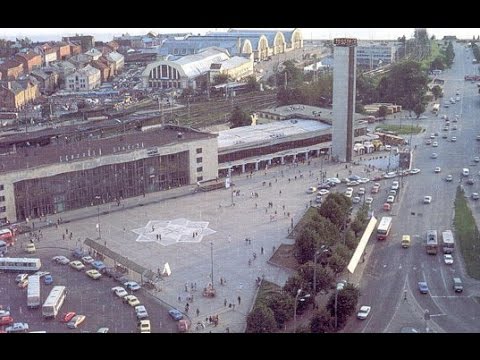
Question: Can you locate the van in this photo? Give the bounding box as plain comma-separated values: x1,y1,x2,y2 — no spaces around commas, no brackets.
401,235,411,248
462,168,470,177
25,243,36,254
453,277,463,293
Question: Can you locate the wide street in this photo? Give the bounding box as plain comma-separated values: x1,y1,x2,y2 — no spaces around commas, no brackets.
345,42,480,333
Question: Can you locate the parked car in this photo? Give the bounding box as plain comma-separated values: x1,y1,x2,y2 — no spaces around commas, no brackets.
86,269,102,280
444,254,454,265
418,281,429,294
0,316,13,326
69,260,85,271
81,256,95,265
67,315,86,329
112,286,128,298
135,305,149,319
138,319,151,333
124,281,141,291
123,295,140,307
6,322,29,333
52,255,70,265
91,260,106,272
61,312,76,323
44,275,53,285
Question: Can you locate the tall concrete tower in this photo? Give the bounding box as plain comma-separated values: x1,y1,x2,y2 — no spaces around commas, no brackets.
332,38,357,163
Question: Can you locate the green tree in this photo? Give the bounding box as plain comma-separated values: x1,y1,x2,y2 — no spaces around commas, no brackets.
298,262,334,295
246,305,277,333
431,85,442,100
229,106,251,129
294,227,319,264
283,274,312,314
213,73,230,85
310,308,335,333
319,194,351,231
265,292,294,327
326,283,360,330
327,252,348,274
377,105,388,119
245,75,260,92
413,102,426,118
430,56,445,71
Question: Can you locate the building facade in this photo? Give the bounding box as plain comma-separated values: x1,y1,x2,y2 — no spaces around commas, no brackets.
0,60,24,80
14,52,42,73
0,80,40,110
65,64,101,91
356,43,396,69
0,125,217,223
62,35,95,52
332,38,357,163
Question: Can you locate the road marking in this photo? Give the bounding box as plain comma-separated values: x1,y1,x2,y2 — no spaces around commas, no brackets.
430,313,448,317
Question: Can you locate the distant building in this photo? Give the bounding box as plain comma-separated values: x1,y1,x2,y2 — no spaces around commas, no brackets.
356,42,396,69
62,35,95,52
68,42,82,56
0,80,40,110
33,43,58,66
90,60,111,82
67,54,91,69
46,61,76,87
84,48,103,61
30,68,59,95
14,51,42,73
56,42,71,61
65,64,101,91
142,47,252,91
209,56,253,82
0,59,24,80
105,51,125,74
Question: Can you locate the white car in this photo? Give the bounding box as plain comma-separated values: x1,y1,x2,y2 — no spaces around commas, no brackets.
474,157,480,163
52,256,70,265
472,193,479,200
112,286,128,298
317,189,330,196
365,197,373,205
434,167,441,173
306,186,317,194
383,172,397,179
135,305,149,319
357,306,371,320
124,281,141,291
451,136,457,142
352,196,361,204
346,180,360,186
358,177,370,184
445,175,453,182
326,177,341,184
391,181,399,190
432,141,438,147
444,254,454,265
424,196,432,204
410,168,421,175
358,187,366,195
81,256,95,265
386,195,395,203
123,295,140,307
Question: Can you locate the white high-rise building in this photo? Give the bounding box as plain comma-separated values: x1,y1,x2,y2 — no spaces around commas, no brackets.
332,38,357,163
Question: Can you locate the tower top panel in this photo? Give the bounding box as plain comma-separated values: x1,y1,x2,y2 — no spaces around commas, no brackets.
334,38,357,47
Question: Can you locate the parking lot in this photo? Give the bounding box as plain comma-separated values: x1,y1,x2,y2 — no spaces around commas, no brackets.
0,245,178,333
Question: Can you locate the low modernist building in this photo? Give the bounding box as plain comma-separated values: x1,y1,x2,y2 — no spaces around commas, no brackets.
0,124,217,223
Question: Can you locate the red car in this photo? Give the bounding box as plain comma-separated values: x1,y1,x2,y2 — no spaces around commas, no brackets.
61,312,76,323
0,316,13,326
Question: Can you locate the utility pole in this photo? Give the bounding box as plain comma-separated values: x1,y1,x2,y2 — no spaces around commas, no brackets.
210,242,214,290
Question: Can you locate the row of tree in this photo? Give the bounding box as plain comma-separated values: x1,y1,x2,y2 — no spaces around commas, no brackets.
246,193,370,332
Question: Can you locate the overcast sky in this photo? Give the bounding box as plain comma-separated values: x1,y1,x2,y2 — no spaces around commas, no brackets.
1,28,480,42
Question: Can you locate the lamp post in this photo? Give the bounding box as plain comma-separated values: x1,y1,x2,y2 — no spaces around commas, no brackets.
313,246,329,304
210,241,214,290
293,289,311,333
334,281,346,330
95,195,101,241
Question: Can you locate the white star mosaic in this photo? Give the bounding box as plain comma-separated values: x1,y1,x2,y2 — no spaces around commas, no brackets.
132,218,216,246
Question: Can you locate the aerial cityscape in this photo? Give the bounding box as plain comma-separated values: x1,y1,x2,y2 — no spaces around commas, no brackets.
0,28,479,333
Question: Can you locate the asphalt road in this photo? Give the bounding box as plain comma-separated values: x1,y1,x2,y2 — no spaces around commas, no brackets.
345,42,480,333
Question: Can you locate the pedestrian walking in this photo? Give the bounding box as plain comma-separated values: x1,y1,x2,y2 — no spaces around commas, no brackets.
224,298,227,307
196,308,200,317
237,296,241,305
261,246,264,255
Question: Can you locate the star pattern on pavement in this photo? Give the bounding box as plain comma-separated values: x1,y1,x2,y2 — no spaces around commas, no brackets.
132,218,216,246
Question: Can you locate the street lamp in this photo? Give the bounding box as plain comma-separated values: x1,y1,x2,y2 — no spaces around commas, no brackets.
334,281,346,330
210,241,214,290
293,289,311,333
313,246,329,303
95,195,101,241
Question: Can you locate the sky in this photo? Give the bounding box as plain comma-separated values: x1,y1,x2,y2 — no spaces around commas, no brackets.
1,28,480,42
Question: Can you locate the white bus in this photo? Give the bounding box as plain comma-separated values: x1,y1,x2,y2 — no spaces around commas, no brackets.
377,216,393,240
426,230,438,255
27,275,41,308
442,230,455,254
42,286,67,319
0,257,41,272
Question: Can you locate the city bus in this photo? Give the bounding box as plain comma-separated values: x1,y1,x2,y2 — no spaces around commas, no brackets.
442,230,455,254
42,286,67,319
426,230,438,255
377,216,393,240
27,275,41,308
0,257,41,272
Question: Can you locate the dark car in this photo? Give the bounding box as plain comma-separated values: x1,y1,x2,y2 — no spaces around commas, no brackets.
72,248,89,259
168,309,183,321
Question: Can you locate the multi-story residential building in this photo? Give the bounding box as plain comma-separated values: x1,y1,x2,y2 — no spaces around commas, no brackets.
62,35,95,52
90,60,111,82
30,68,59,95
14,52,42,73
84,48,103,61
0,59,24,80
0,80,40,110
33,43,58,66
356,42,397,69
68,42,82,56
65,64,101,91
56,42,71,61
105,51,124,75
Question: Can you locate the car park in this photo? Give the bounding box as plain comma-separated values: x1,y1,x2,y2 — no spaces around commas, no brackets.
352,196,361,204
418,282,429,294
67,315,86,329
168,308,184,321
424,196,432,204
444,254,454,265
317,189,329,196
356,305,371,320
86,269,102,280
434,167,441,173
451,136,457,142
69,260,85,271
91,260,106,272
467,178,475,185
432,141,438,147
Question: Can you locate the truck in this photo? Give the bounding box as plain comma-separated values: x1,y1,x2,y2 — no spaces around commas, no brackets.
442,230,455,254
27,275,41,309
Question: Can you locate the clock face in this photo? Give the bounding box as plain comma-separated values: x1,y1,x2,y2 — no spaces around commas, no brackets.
334,38,357,47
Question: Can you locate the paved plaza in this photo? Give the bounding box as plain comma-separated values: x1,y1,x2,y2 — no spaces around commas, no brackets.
26,150,398,333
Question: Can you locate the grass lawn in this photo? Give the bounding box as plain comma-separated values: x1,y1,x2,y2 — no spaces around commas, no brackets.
375,124,424,136
454,186,480,280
